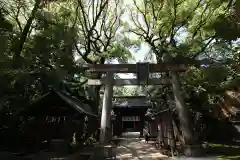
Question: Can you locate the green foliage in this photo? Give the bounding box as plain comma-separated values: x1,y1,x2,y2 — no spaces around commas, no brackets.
0,11,13,32
0,1,77,116
127,0,235,60
0,0,134,119
104,44,133,63
121,1,240,141
0,0,240,147
212,15,240,41
114,86,143,96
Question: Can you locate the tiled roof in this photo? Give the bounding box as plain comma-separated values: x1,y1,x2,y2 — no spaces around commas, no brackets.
17,90,97,117
113,97,151,108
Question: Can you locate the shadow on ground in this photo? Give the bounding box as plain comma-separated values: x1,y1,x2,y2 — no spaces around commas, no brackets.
206,142,240,160
0,144,116,160
115,138,170,160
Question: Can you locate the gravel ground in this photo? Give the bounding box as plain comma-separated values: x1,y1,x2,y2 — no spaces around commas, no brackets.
115,138,171,160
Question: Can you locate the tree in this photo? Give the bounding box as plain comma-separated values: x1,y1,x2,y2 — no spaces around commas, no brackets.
2,0,44,67
72,0,134,114
0,0,135,144
126,0,236,156
0,1,99,149
0,0,84,121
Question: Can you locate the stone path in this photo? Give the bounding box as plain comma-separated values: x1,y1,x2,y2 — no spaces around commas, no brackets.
115,138,171,160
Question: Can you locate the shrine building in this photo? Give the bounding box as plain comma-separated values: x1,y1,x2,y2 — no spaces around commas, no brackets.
111,96,151,137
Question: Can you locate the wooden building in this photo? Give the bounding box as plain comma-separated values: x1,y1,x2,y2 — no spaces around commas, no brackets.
111,96,151,137
147,109,177,149
8,90,97,152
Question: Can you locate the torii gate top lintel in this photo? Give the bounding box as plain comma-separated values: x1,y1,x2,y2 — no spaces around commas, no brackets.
86,63,187,73
86,63,187,86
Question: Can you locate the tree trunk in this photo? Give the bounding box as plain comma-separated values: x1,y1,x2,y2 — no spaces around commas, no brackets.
171,71,203,156
171,114,184,144
100,72,113,144
13,0,41,67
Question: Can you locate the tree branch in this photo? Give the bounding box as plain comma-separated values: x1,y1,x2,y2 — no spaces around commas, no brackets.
14,0,41,64
15,6,22,32
169,0,178,46
74,41,93,64
191,2,220,40
192,36,215,59
133,0,150,36
129,9,148,37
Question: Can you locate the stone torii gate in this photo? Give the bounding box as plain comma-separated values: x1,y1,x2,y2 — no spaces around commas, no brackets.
86,63,187,144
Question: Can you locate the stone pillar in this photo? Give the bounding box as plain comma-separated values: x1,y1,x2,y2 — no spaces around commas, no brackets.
100,72,114,144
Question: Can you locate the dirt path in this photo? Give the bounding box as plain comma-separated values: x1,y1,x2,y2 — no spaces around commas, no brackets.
115,138,171,160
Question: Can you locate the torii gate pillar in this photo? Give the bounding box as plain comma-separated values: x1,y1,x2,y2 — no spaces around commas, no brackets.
100,72,114,144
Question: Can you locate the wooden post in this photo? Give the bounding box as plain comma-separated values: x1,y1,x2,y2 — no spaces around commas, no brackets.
166,95,176,150
133,120,135,132
100,72,114,144
158,123,164,147
149,122,152,135
167,108,176,156
112,123,114,138
140,115,145,137
121,123,123,133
